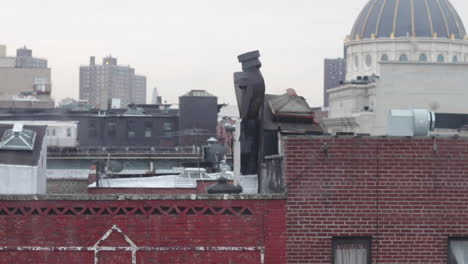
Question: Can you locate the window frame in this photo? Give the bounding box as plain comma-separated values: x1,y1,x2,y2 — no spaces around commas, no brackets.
163,121,173,132
88,121,97,137
448,237,468,264
419,53,428,62
399,54,409,62
144,121,153,138
127,120,137,139
437,54,445,63
354,55,359,70
365,54,372,67
332,236,372,264
107,120,117,137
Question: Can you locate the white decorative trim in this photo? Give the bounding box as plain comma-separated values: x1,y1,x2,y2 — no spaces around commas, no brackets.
0,225,265,264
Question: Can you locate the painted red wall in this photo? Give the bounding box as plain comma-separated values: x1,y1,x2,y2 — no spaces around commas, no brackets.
284,136,468,263
0,198,286,264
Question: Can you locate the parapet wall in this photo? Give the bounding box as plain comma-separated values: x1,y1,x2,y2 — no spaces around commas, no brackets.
0,194,286,264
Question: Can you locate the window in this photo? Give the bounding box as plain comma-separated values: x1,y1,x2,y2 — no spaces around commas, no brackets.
333,237,371,264
164,122,173,131
189,172,201,179
127,121,136,139
419,54,428,62
399,54,408,62
52,128,56,136
449,238,468,264
144,121,152,138
107,121,117,137
365,55,372,67
438,54,445,63
201,173,211,179
381,54,389,61
453,56,458,63
88,121,97,137
66,128,71,137
354,56,359,69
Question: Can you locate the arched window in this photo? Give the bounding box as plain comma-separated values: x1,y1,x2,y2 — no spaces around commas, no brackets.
437,54,445,63
365,55,372,67
399,54,408,62
419,54,428,62
452,56,458,63
381,54,389,61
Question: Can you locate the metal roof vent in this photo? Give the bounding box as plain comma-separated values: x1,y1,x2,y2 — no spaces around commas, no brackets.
388,109,436,137
0,123,36,151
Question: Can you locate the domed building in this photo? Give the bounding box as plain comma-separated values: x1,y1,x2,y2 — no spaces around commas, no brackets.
347,0,468,80
324,0,468,135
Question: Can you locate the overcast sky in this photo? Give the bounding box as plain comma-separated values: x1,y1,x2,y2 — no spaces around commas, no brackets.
2,0,468,106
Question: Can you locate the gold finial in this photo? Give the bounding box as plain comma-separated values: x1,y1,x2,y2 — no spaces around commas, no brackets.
464,35,468,40
371,33,376,39
433,32,438,38
450,34,455,40
344,36,351,43
356,35,361,41
390,32,395,39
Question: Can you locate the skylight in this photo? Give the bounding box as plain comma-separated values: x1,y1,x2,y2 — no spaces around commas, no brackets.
0,123,36,151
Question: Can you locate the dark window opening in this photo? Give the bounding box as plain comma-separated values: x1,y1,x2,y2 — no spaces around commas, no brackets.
399,54,408,62
88,121,97,137
438,54,445,63
144,121,152,138
107,121,117,137
164,122,173,131
127,121,136,139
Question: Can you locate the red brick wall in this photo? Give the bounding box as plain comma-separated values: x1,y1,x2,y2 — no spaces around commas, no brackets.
0,197,286,264
284,136,468,264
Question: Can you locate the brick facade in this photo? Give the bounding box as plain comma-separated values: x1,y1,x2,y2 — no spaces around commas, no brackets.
0,194,286,264
284,136,468,263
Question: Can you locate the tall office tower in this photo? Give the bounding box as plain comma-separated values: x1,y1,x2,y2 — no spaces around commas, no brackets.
79,56,147,110
132,75,147,104
323,58,345,107
0,45,51,100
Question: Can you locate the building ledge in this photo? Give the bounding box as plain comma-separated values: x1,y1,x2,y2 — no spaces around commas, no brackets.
0,193,287,201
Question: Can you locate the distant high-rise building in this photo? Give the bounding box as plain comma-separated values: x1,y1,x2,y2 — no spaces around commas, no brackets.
151,87,162,104
0,45,51,101
323,58,345,107
15,46,48,68
79,56,147,110
132,75,147,104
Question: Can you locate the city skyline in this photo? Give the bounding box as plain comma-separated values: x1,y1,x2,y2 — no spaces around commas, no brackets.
2,0,468,106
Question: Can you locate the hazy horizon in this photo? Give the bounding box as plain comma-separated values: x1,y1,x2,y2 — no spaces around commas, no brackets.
3,0,468,107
